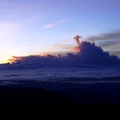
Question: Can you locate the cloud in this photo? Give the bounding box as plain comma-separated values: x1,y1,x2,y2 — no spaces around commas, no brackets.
85,31,120,57
97,40,120,47
44,43,74,53
86,31,120,42
44,20,65,28
72,41,120,65
116,53,120,58
1,39,119,69
74,35,82,46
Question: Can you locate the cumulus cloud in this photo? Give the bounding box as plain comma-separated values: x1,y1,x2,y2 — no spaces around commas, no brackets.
73,41,120,64
44,20,65,28
86,31,120,58
1,38,119,69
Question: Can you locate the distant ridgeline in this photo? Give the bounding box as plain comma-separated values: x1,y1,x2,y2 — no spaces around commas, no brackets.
0,41,120,69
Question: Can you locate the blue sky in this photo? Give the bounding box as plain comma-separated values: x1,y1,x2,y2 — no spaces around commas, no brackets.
0,0,120,63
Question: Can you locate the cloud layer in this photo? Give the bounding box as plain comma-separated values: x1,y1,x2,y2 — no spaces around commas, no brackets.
87,31,120,41
1,40,119,69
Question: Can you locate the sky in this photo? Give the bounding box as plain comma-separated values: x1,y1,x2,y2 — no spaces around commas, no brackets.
0,0,120,63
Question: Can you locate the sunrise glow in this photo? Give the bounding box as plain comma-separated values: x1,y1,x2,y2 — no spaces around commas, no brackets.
0,55,12,64
0,0,119,63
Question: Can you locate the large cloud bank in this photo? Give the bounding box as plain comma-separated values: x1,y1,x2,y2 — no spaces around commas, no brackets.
1,40,119,69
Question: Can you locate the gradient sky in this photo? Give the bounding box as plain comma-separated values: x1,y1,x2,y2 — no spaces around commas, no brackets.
0,0,120,63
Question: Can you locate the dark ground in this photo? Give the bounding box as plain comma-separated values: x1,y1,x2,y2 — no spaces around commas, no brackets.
0,82,120,119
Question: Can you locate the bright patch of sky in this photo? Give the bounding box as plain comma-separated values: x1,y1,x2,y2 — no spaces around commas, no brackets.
0,0,120,62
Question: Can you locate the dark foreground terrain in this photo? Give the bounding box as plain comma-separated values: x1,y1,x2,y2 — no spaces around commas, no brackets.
0,82,120,119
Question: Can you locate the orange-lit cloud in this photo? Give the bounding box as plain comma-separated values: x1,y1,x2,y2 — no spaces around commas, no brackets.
9,56,23,63
116,53,120,58
72,46,80,53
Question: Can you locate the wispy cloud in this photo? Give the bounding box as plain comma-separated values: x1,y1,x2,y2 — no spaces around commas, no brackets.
47,43,73,50
86,31,120,41
44,20,65,28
